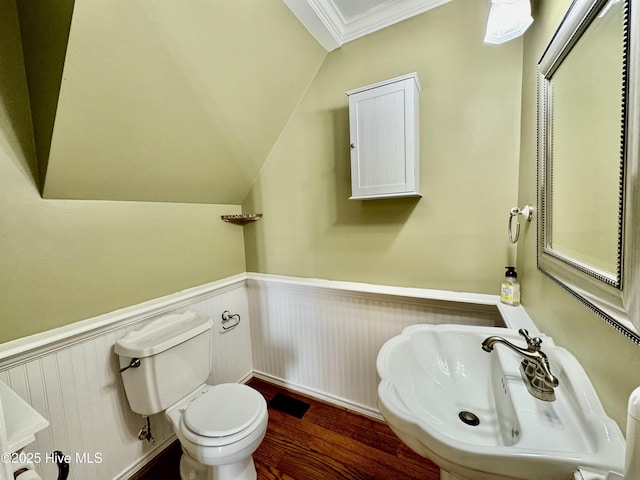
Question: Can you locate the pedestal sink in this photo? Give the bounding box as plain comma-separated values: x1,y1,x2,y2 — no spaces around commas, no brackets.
376,324,625,480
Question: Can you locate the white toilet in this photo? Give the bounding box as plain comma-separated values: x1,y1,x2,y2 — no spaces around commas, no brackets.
114,311,268,480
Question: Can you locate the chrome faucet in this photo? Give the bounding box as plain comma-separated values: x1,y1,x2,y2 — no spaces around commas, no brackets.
482,329,559,402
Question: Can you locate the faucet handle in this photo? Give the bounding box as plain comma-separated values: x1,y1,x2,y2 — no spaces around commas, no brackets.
518,329,542,351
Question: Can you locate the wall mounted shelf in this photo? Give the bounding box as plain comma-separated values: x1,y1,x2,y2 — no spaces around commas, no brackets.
221,214,263,225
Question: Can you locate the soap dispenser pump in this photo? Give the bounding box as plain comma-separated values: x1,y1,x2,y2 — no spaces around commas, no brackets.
500,266,520,306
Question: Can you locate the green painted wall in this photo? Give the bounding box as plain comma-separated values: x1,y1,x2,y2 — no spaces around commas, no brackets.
0,1,246,343
243,0,523,293
517,0,640,428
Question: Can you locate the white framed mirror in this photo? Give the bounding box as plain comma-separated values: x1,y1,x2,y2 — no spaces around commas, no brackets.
537,0,640,343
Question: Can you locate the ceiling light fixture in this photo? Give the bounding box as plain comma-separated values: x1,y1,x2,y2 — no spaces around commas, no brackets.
484,0,533,44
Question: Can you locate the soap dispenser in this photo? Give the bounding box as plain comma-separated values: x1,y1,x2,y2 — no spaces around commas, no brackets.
500,266,520,306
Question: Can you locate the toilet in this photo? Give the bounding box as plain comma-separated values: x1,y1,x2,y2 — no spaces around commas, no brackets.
114,311,268,480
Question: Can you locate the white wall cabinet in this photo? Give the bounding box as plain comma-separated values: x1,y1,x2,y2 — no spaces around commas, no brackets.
347,72,421,200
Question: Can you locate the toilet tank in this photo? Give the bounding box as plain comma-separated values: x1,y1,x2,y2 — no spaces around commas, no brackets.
114,311,212,416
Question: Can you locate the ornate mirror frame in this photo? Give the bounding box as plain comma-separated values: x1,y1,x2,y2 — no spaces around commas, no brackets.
537,0,640,343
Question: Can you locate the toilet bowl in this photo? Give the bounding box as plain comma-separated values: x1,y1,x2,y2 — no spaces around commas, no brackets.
114,311,268,480
165,383,268,480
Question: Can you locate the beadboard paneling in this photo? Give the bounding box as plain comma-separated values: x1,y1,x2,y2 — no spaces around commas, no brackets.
0,279,252,480
248,275,503,418
0,273,509,479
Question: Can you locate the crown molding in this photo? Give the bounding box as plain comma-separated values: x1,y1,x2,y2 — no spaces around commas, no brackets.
283,0,452,51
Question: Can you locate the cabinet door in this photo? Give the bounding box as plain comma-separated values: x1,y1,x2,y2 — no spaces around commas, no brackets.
348,77,420,200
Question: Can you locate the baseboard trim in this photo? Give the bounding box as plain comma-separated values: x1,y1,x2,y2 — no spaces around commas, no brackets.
252,371,384,422
238,370,254,385
115,434,178,480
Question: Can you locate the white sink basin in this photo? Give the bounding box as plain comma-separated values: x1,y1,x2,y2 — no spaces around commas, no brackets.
376,324,625,480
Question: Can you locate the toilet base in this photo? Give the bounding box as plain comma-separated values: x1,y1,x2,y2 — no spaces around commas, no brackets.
179,448,257,480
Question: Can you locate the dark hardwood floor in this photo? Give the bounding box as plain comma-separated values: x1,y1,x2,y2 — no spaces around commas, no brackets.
131,378,440,480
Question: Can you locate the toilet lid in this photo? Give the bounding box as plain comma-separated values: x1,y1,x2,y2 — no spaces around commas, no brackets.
183,384,263,438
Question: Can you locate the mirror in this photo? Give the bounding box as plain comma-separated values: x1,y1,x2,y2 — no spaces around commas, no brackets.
537,0,640,343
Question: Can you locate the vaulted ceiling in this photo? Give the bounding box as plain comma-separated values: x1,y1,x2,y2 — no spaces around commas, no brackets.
16,0,450,204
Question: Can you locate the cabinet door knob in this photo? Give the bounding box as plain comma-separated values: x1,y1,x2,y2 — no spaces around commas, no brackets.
350,143,356,149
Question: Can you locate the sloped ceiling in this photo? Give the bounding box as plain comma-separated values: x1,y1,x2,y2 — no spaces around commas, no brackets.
17,0,452,205
18,0,326,204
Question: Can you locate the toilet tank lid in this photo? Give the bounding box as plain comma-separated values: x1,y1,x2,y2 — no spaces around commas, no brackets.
114,311,212,358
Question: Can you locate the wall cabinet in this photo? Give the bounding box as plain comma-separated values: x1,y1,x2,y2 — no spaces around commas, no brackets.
346,72,421,200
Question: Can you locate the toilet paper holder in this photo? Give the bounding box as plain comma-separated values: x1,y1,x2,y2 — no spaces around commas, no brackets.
12,450,69,480
220,311,241,334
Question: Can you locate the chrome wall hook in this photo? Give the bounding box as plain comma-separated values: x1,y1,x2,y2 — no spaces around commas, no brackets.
508,205,533,243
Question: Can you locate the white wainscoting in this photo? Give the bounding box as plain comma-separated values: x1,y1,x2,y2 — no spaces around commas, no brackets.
247,274,503,419
0,275,253,480
0,273,509,479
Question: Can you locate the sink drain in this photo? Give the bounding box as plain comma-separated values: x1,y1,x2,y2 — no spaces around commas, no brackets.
458,411,480,426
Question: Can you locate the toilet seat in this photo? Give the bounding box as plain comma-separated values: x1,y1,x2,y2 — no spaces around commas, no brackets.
184,383,263,437
177,384,267,448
